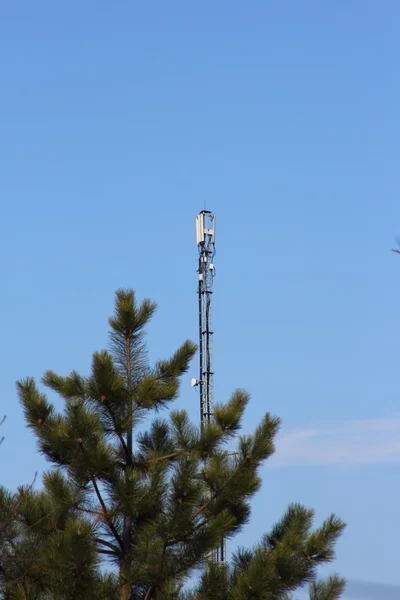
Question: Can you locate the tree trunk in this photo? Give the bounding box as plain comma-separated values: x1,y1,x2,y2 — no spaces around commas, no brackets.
120,335,133,600
120,555,131,600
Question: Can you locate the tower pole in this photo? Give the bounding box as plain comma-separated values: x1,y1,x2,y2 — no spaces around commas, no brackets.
195,210,225,563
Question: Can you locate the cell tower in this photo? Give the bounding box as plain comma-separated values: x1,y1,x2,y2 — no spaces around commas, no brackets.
193,210,226,564
195,210,216,426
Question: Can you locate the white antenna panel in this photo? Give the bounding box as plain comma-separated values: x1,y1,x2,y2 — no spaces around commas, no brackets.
196,213,205,245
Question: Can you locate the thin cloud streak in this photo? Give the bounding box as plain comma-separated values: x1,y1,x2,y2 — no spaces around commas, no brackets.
268,418,400,467
345,579,400,599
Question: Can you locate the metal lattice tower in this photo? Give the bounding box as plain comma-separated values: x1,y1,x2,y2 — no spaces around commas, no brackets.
196,210,215,426
194,210,226,564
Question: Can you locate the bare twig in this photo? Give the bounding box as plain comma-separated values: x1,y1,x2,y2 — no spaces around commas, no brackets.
0,415,6,446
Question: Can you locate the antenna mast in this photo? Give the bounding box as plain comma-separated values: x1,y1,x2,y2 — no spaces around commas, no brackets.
195,210,226,563
196,210,215,426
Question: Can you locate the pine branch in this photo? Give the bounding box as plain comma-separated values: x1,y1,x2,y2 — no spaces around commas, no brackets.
103,401,130,461
78,445,124,551
0,472,37,537
146,451,182,464
155,489,185,594
90,475,124,551
193,457,249,520
98,549,118,557
144,584,156,600
76,507,103,517
94,537,121,554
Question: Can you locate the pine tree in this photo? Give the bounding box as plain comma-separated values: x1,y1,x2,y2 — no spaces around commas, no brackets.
5,289,345,600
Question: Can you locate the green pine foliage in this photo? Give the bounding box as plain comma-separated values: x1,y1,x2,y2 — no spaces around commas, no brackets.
0,290,345,600
0,472,117,600
309,575,346,600
188,505,346,600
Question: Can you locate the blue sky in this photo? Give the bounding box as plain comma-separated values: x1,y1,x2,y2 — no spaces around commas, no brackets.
1,2,400,598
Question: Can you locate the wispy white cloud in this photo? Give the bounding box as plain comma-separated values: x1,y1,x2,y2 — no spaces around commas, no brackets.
345,579,400,599
269,418,400,467
289,580,399,600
